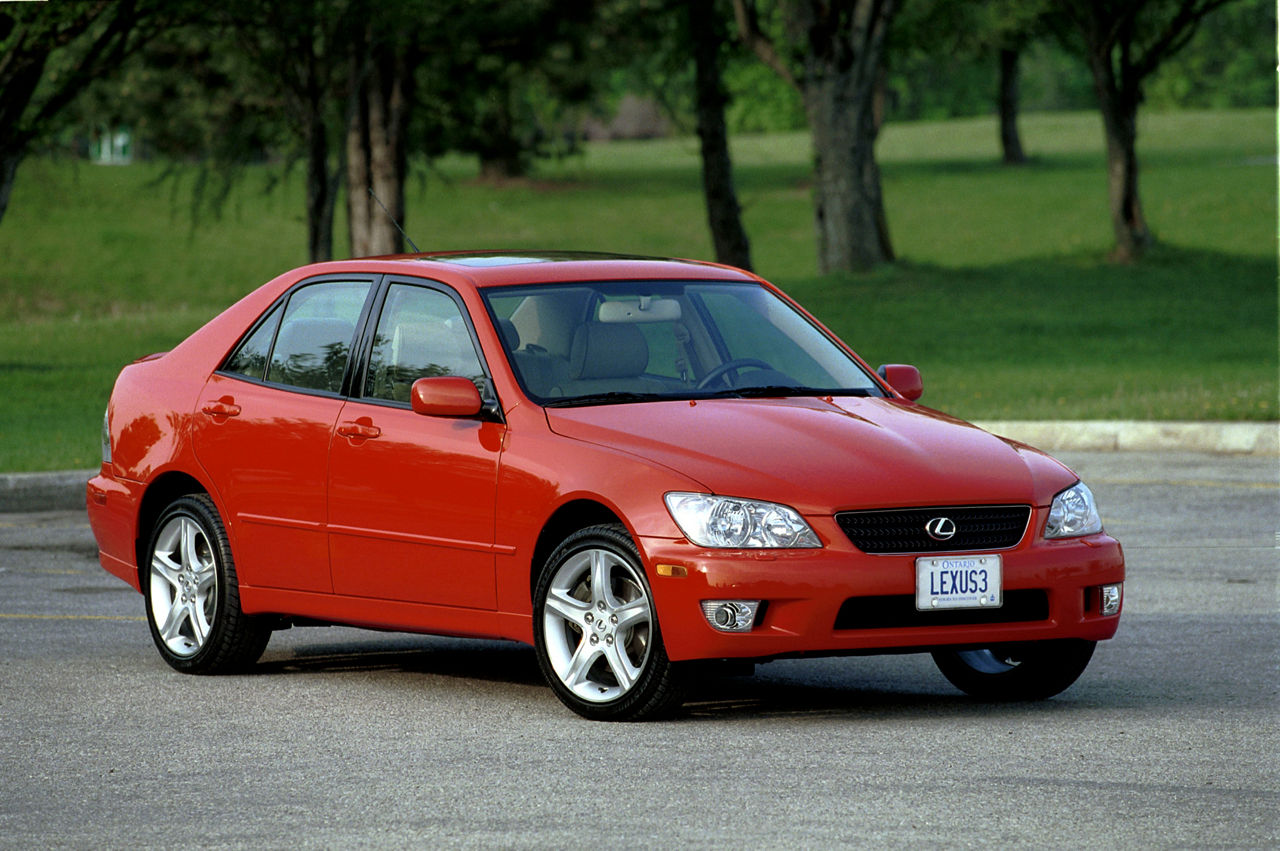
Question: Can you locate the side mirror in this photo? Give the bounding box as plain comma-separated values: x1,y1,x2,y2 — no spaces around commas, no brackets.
877,364,923,402
410,376,484,417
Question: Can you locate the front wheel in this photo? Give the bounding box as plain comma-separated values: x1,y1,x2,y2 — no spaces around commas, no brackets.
143,494,270,674
932,640,1097,701
533,525,684,721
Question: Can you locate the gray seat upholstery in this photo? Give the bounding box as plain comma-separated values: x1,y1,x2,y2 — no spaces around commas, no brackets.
552,323,665,397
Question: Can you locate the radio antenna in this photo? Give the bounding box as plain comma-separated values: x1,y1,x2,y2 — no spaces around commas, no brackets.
368,187,421,254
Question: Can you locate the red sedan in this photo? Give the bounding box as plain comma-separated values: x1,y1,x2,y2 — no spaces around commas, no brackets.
87,252,1124,720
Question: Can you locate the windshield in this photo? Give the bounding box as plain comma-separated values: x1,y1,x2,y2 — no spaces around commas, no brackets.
482,280,882,406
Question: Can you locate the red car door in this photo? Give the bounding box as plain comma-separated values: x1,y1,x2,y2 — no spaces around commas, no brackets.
327,281,503,609
193,279,373,593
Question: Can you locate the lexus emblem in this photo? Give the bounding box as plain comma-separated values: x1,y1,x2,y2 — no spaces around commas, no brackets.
925,517,957,541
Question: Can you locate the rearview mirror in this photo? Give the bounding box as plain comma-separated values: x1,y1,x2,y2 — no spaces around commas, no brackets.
411,376,484,417
598,298,682,323
877,364,923,401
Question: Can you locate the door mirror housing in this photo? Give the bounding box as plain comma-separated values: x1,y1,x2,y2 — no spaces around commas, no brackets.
411,376,484,417
877,364,923,401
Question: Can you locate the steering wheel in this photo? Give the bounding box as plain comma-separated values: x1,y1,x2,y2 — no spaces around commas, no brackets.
696,358,774,390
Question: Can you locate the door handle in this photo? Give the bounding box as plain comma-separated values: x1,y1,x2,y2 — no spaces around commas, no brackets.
201,398,241,418
337,420,381,440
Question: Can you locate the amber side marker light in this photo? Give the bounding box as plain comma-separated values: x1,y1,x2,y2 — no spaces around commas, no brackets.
656,564,688,578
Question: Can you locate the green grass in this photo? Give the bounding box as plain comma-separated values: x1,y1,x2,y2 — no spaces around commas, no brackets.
0,109,1275,471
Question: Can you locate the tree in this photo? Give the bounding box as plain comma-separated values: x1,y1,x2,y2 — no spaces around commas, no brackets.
1053,0,1236,262
421,1,600,182
345,5,423,257
223,0,363,262
688,0,753,270
0,1,172,227
888,0,1053,163
733,0,899,273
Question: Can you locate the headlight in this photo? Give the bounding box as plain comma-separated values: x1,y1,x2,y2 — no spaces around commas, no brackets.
664,492,821,549
1045,481,1102,538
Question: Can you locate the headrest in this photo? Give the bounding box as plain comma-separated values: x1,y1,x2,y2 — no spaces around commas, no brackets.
496,317,520,350
569,323,649,380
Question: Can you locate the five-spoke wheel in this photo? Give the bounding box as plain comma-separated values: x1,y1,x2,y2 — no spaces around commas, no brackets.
144,495,270,673
534,525,683,720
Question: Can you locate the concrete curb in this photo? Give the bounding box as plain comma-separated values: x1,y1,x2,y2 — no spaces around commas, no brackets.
1,422,1276,514
973,420,1280,456
0,469,97,513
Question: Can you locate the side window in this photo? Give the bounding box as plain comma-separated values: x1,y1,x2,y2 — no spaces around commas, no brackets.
265,281,371,392
364,284,487,403
223,303,283,380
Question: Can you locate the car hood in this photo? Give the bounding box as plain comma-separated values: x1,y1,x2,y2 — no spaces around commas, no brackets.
545,396,1077,514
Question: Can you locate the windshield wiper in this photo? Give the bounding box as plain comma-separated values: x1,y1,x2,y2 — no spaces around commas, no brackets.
701,386,880,399
543,391,668,408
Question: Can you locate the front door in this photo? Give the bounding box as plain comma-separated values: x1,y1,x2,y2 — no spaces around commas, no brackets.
327,281,503,609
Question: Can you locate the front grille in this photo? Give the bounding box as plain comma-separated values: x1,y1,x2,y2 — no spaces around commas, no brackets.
836,505,1031,554
834,590,1050,630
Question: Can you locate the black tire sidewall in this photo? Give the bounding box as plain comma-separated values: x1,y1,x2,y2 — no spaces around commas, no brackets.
932,640,1097,701
143,494,264,674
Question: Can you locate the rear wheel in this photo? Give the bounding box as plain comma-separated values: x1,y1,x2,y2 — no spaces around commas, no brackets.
932,640,1097,701
144,494,270,673
533,524,684,720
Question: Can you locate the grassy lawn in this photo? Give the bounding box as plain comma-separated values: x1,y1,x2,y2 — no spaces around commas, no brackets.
0,108,1275,471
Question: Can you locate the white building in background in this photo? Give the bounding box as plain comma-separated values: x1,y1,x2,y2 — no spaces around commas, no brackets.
91,127,132,164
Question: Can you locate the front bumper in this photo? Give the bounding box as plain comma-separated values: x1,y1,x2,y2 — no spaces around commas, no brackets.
640,519,1124,663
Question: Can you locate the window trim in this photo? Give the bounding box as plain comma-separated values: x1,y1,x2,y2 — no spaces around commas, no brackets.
214,274,381,399
347,276,503,418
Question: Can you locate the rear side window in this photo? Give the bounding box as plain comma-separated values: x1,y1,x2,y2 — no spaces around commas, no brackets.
223,304,283,380
222,281,371,392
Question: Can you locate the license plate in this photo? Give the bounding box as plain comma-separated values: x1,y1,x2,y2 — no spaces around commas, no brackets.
916,555,1002,611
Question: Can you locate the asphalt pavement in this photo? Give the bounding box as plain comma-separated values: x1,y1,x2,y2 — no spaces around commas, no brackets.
1,450,1276,848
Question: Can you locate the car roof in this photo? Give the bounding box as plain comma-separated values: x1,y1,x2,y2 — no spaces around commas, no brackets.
352,250,758,288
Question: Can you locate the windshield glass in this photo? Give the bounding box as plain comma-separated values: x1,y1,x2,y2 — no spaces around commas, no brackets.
482,280,882,406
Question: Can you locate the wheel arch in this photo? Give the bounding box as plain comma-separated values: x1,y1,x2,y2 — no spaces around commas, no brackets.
529,499,625,600
134,471,212,584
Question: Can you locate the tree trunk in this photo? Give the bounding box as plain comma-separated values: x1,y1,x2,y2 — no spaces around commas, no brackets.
346,41,412,257
802,72,894,274
1086,53,1149,263
735,0,898,274
688,0,752,271
346,74,372,257
367,47,408,255
998,48,1027,166
305,106,335,263
0,148,22,227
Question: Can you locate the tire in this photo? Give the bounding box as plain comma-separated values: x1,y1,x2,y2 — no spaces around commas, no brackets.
533,524,684,721
143,494,270,674
932,640,1097,701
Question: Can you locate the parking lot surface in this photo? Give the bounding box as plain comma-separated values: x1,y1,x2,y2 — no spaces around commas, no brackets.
1,451,1276,847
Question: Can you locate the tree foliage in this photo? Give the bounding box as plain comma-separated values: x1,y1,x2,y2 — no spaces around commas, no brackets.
0,0,184,225
1,0,1272,270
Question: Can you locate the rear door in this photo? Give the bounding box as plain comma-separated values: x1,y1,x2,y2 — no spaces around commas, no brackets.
193,278,375,593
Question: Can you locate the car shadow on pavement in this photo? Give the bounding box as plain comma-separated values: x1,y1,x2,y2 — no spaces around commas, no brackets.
256,632,546,687
248,631,1120,721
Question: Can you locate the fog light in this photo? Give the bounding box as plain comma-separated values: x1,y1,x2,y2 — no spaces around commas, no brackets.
700,600,761,633
1100,583,1123,616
